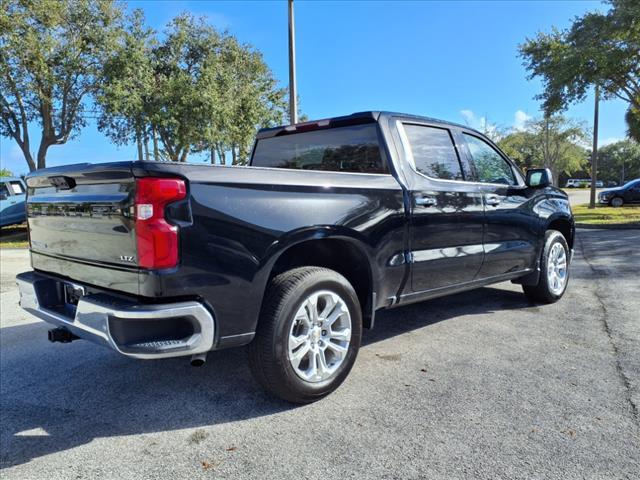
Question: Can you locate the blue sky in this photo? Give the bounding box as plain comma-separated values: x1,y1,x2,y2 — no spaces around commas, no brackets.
0,0,629,175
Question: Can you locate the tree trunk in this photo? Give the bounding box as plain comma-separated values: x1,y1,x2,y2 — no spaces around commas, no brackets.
589,86,600,209
19,143,36,172
36,139,50,170
152,126,159,161
231,146,237,165
179,148,188,163
210,147,215,164
135,126,144,161
157,128,177,161
143,127,150,161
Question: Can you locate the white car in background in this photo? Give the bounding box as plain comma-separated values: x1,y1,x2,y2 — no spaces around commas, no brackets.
565,178,603,188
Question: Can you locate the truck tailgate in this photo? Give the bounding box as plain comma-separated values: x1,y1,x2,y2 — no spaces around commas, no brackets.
26,163,138,280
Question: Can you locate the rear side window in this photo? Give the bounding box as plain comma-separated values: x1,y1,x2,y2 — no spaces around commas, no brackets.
251,124,387,174
9,181,25,194
463,134,516,185
402,124,464,180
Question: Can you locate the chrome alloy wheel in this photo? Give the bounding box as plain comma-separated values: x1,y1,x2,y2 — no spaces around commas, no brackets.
287,290,352,383
547,242,568,295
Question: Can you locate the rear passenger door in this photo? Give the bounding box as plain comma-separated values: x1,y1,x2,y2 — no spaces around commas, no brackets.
460,132,539,279
396,121,485,292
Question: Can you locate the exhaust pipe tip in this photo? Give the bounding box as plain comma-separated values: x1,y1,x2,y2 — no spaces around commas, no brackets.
190,352,207,367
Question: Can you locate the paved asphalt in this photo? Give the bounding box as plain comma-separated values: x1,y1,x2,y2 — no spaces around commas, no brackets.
1,229,639,479
564,188,603,207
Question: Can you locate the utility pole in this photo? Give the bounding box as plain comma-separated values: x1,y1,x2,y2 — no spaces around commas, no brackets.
288,0,298,124
589,85,600,209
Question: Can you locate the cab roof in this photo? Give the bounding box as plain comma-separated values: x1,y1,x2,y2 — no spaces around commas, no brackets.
256,111,480,139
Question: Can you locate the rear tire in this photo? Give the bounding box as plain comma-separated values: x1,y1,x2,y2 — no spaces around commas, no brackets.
248,267,362,404
523,230,570,304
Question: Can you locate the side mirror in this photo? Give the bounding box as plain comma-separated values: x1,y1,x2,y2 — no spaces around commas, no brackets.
526,168,552,188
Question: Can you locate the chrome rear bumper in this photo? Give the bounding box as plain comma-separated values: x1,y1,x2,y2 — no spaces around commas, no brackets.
16,271,215,359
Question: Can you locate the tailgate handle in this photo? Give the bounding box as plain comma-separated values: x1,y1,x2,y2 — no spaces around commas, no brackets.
49,176,76,190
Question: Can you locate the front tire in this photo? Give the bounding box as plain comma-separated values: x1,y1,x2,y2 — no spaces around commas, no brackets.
523,230,570,304
610,197,624,207
248,267,362,404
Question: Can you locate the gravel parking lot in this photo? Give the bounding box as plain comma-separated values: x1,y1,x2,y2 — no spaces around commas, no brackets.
1,229,639,479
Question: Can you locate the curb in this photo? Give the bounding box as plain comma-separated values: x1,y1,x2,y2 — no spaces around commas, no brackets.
576,223,640,230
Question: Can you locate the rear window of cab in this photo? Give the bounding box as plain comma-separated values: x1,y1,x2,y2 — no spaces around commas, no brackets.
251,124,388,174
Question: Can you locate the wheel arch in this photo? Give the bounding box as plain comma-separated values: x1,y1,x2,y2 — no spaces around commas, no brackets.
514,214,574,287
546,216,574,249
263,229,377,329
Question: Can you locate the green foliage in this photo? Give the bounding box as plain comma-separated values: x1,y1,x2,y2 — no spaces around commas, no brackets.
597,139,640,184
0,0,124,170
0,168,14,177
498,115,589,183
96,12,287,164
97,9,155,160
498,131,539,170
519,0,640,141
626,107,640,142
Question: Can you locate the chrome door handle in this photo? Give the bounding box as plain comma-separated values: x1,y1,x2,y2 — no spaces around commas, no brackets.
485,194,501,206
415,195,437,207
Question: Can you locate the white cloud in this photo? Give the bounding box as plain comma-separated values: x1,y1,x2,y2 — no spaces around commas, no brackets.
459,109,500,139
460,109,476,125
599,137,624,147
513,110,531,131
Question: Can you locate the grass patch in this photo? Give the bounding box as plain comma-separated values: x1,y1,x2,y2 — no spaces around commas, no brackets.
572,203,640,225
188,429,208,445
0,223,28,248
0,240,29,249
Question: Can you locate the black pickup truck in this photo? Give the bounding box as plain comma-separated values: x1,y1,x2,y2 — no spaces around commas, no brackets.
17,111,574,403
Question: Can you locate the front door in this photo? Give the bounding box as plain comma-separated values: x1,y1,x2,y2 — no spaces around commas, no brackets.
460,132,539,278
1,180,26,226
397,121,485,292
625,180,640,203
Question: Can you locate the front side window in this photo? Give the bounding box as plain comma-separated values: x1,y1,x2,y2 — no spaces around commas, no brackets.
251,124,387,174
464,134,516,185
403,124,463,180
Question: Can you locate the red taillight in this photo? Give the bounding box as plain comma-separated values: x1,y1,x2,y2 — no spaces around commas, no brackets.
135,177,187,269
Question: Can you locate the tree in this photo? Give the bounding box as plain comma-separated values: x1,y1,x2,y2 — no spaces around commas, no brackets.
626,107,640,142
497,131,539,170
97,9,155,162
96,12,287,164
197,36,286,165
519,0,640,141
0,168,13,177
498,115,589,184
597,139,640,184
0,0,124,171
